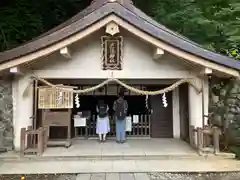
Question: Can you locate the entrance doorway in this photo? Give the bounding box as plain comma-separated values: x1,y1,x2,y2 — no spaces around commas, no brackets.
37,81,175,140
179,84,190,142
150,92,173,138
73,89,151,138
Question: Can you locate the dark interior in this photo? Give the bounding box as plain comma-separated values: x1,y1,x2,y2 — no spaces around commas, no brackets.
72,95,148,116
48,94,149,139
72,94,149,137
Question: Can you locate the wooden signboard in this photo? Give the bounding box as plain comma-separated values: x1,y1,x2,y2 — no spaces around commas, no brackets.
38,86,74,109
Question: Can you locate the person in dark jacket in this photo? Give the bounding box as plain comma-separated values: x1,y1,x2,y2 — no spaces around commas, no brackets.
113,90,128,143
96,99,110,142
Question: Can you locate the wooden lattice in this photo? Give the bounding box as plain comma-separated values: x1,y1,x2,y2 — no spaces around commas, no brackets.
38,86,73,109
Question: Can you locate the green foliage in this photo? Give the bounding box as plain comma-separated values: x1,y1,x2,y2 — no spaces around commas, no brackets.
151,0,240,58
229,146,240,159
0,0,90,51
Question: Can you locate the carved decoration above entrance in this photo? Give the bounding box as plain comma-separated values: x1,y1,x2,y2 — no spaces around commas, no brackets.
101,35,123,70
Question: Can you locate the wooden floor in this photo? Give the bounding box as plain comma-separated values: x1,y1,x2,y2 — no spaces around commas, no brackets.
42,138,197,158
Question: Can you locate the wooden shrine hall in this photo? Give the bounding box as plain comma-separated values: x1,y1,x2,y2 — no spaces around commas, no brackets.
0,0,239,157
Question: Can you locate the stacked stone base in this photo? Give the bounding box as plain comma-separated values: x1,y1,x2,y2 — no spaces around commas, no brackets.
0,80,13,151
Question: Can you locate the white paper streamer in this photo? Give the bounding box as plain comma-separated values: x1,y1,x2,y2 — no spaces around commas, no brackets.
162,93,168,108
75,93,80,108
145,95,149,109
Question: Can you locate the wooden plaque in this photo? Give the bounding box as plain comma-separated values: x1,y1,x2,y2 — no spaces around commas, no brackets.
101,35,123,70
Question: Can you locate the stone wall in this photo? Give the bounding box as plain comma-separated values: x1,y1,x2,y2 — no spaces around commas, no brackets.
210,78,240,145
0,80,13,151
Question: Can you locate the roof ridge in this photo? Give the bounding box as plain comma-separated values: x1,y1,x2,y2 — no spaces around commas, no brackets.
91,0,133,5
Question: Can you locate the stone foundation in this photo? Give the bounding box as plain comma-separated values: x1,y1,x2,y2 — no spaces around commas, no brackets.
0,80,13,151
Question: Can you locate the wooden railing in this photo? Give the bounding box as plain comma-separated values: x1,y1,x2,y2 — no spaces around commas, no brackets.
75,114,151,138
20,126,48,156
189,125,221,155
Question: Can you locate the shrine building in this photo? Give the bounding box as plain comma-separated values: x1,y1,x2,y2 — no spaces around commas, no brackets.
0,0,240,155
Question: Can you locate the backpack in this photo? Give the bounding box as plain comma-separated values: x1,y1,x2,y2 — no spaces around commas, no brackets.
115,99,127,120
98,104,108,118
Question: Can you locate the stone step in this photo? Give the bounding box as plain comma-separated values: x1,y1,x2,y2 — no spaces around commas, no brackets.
0,159,239,174
76,174,91,180
0,152,235,162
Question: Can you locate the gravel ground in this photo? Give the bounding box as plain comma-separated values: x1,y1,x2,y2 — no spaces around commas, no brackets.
148,172,240,180
0,173,240,180
0,174,77,180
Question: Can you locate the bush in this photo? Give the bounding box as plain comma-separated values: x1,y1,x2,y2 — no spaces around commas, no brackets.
229,146,240,159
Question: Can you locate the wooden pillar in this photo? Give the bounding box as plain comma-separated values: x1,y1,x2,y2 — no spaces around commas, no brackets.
188,78,203,128
20,128,26,156
188,78,203,146
33,79,38,130
14,75,34,151
189,125,195,147
66,109,72,147
37,128,44,156
172,87,180,138
213,127,220,154
197,127,203,155
202,76,209,126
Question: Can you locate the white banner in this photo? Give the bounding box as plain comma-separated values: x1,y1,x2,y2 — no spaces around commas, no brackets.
74,117,86,127
133,115,139,124
125,116,132,132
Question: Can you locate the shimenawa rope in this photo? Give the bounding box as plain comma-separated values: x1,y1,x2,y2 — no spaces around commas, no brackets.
33,75,201,95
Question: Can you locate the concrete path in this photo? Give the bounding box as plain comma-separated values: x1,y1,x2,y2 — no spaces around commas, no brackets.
0,159,240,174
80,173,149,180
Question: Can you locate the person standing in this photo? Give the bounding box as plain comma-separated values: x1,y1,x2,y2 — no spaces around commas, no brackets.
96,100,110,142
113,90,128,143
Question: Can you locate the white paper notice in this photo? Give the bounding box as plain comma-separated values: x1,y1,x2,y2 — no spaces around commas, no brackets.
74,117,86,127
133,115,139,124
125,116,132,132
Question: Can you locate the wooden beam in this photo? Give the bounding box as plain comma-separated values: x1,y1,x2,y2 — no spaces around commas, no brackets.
60,47,71,59
200,67,213,75
153,47,164,60
205,67,213,75
9,67,18,73
9,66,25,75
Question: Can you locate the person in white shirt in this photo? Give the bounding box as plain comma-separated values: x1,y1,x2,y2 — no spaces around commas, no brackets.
96,100,110,142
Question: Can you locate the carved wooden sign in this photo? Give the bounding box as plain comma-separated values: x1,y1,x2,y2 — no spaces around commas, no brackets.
101,35,123,70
